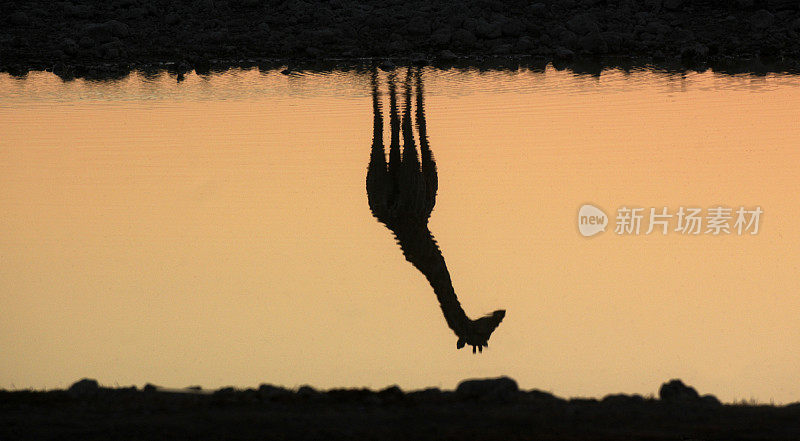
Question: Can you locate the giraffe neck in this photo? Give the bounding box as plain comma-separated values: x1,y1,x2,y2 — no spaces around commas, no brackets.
392,224,470,336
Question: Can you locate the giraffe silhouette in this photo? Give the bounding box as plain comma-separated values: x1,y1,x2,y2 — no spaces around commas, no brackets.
366,67,505,353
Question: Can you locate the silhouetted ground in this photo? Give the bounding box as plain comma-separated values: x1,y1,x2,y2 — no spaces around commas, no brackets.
1,0,800,79
3,377,800,440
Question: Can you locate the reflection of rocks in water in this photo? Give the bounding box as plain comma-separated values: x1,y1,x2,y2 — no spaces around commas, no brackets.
366,67,504,353
5,0,800,79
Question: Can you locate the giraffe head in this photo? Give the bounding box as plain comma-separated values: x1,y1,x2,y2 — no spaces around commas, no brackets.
456,310,506,353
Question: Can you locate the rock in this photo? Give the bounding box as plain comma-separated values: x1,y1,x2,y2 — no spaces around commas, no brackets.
305,46,321,58
570,397,600,405
128,7,148,19
326,388,369,403
645,0,663,10
462,17,477,32
408,387,445,403
6,64,29,78
1,0,800,76
377,385,404,403
378,59,395,71
456,376,519,401
446,14,465,28
751,10,775,29
502,19,525,37
84,23,114,44
681,43,709,59
69,378,100,396
451,28,477,47
767,0,798,10
258,384,291,400
407,16,430,35
312,28,339,45
78,36,95,49
525,389,560,402
557,28,579,49
165,13,181,26
430,28,451,45
602,31,623,52
194,0,215,11
207,30,228,43
670,27,695,43
603,393,645,405
530,3,547,16
61,38,79,56
436,49,457,61
65,4,94,19
215,386,236,395
8,12,30,26
409,52,428,65
645,20,669,36
490,12,508,24
297,385,319,398
211,387,239,403
475,19,502,39
388,40,407,52
555,46,575,58
240,388,260,403
514,36,532,52
105,20,130,38
101,42,121,59
175,61,192,74
538,33,552,46
566,14,600,36
634,11,651,25
659,379,700,402
491,44,512,54
579,32,606,53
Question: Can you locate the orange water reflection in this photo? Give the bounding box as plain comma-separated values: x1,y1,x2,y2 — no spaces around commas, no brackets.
1,67,799,403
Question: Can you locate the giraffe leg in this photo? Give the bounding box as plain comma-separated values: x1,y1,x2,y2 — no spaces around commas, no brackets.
366,68,390,222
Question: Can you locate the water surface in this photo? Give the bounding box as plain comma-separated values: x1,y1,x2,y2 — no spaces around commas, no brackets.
1,66,799,403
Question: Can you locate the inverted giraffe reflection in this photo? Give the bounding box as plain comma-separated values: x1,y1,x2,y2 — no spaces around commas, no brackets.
366,67,505,353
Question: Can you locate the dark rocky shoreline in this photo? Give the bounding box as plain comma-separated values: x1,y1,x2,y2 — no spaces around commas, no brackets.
3,377,800,440
2,0,800,79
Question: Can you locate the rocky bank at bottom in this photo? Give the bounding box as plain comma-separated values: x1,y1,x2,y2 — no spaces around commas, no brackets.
2,376,800,440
